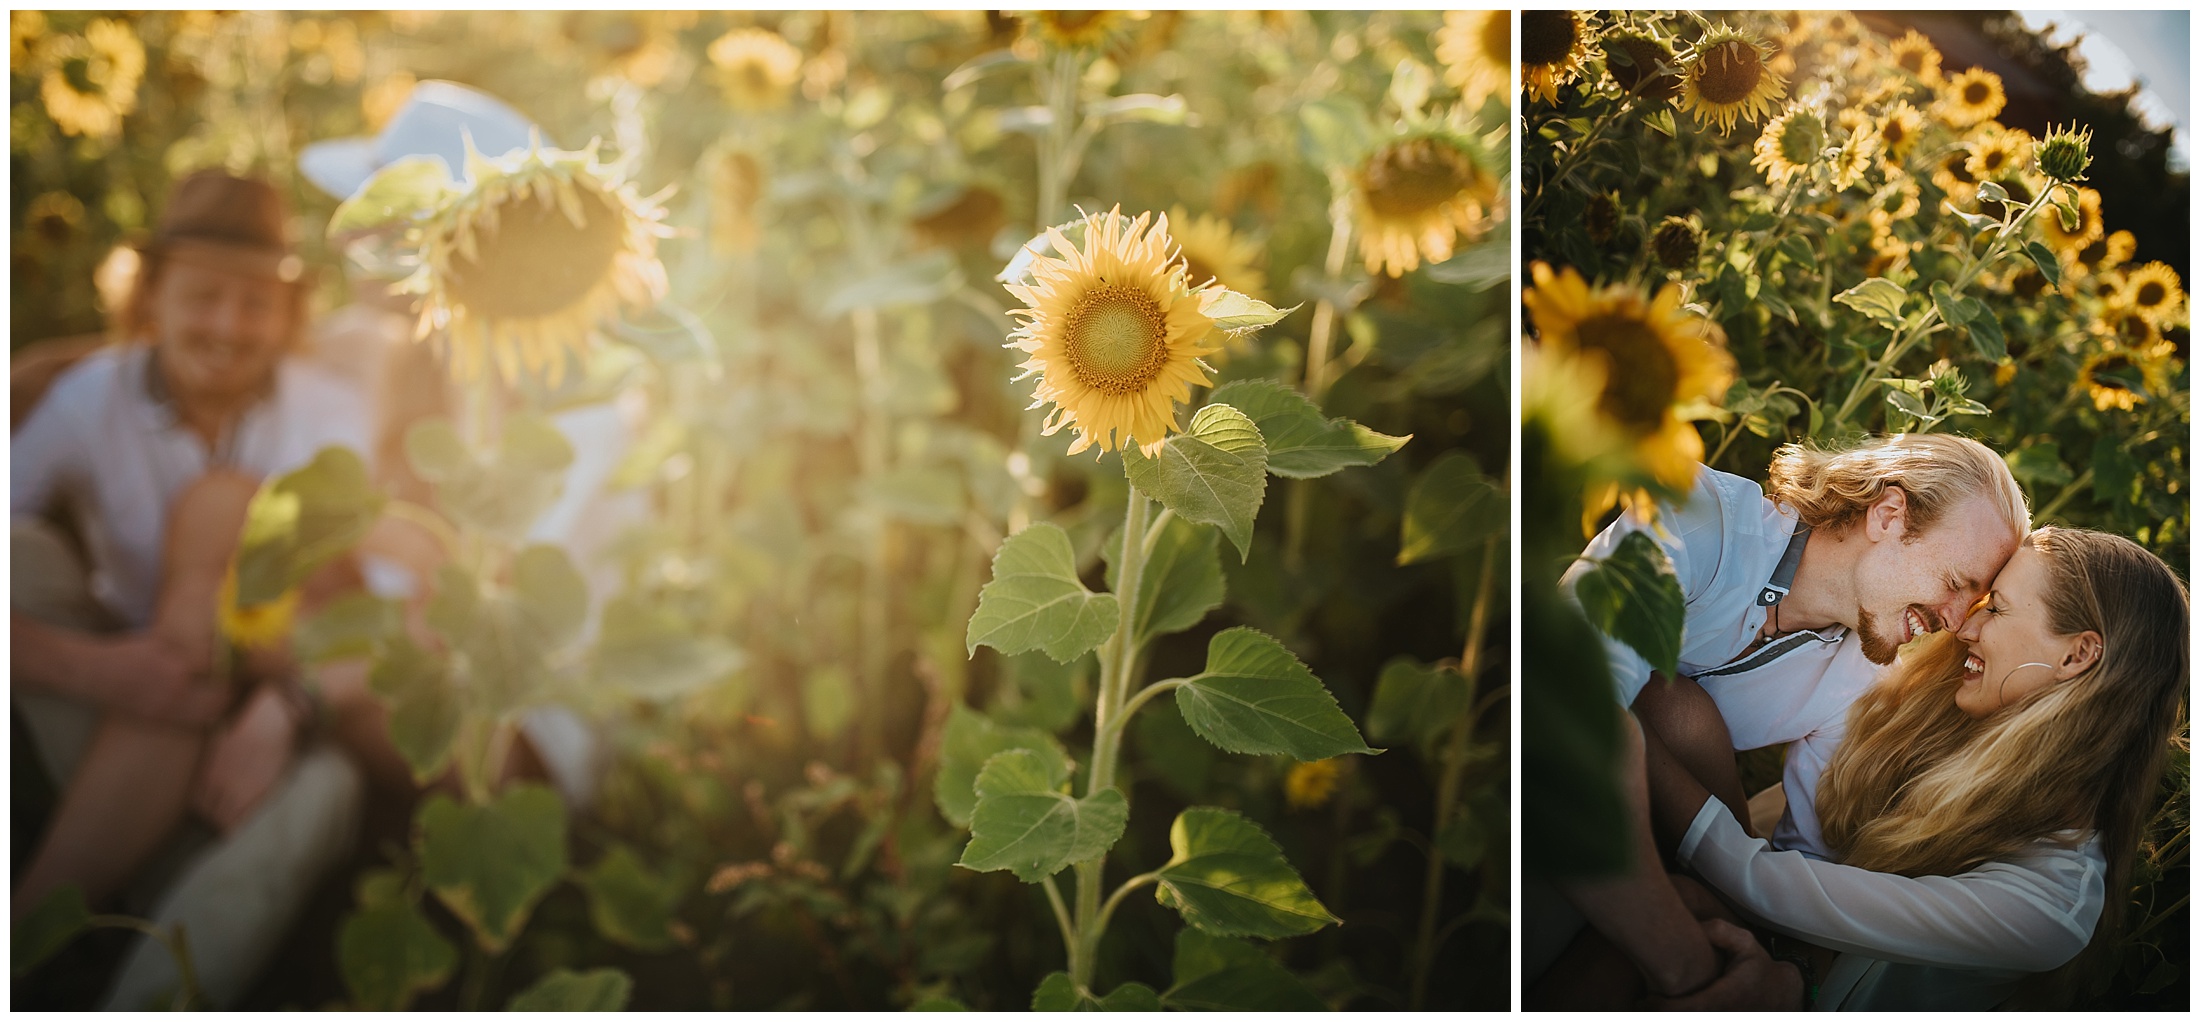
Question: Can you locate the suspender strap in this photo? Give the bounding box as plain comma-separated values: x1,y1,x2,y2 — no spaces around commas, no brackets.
1756,523,1812,607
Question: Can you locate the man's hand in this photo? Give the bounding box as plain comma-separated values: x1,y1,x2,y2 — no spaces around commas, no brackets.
1647,918,1803,1011
85,632,227,726
191,685,297,834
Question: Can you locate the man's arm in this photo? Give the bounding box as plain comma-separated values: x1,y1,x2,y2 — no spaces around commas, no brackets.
12,613,225,726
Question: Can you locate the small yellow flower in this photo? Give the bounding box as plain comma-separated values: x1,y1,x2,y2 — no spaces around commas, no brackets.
2120,262,2186,329
1939,67,2005,128
1352,135,1496,278
1828,128,1879,192
2039,186,2103,257
1167,206,1267,300
1285,759,1341,810
218,565,299,650
709,28,803,110
1437,10,1509,110
1678,24,1787,134
1520,10,1589,105
36,18,145,140
1887,29,1943,85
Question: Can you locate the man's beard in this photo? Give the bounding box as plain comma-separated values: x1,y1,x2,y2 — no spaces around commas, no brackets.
1855,606,1901,665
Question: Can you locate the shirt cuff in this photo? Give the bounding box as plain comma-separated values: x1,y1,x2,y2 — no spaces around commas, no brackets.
1676,795,1727,866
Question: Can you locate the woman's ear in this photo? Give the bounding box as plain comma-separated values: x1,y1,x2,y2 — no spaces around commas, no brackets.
2057,630,2104,679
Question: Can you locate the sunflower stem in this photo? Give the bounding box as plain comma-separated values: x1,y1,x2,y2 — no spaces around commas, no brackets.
1036,49,1083,228
1410,533,1499,1009
1285,187,1357,572
852,304,892,764
1071,485,1151,992
2034,467,2095,523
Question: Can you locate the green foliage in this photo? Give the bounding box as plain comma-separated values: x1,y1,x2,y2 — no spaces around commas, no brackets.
233,446,384,605
1121,404,1270,562
418,784,569,953
577,845,685,952
1154,808,1338,939
958,749,1129,882
1366,657,1468,760
405,415,574,539
12,886,91,978
506,968,634,1011
1102,514,1225,647
1399,450,1506,565
1209,379,1409,479
1163,929,1327,1011
338,877,458,1011
1172,627,1378,760
1572,531,1686,678
966,522,1120,663
932,705,1071,829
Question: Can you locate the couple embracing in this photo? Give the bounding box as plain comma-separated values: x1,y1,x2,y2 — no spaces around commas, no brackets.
1531,432,2186,1010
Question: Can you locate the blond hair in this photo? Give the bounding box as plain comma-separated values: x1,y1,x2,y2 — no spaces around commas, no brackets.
1766,433,2030,538
1816,528,2187,987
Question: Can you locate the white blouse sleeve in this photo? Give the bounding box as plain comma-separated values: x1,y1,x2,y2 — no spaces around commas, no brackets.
1677,796,2103,973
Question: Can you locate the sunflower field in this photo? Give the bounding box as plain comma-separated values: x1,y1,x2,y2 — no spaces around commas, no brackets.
1520,10,2187,1008
11,11,1508,1010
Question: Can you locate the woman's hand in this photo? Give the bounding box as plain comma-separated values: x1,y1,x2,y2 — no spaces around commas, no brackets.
1648,918,1805,1010
87,631,228,727
191,684,298,834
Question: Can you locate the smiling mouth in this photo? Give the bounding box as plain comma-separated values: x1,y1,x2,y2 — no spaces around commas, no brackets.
1963,652,1985,679
1903,607,1935,642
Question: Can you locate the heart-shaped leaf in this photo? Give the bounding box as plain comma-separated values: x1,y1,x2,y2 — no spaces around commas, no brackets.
506,968,632,1011
966,522,1120,663
418,784,568,953
933,705,1072,828
1103,514,1224,647
1173,627,1377,760
338,899,457,1010
1399,450,1505,565
958,749,1128,882
1154,808,1337,938
1123,404,1268,562
1572,531,1685,677
1209,379,1408,479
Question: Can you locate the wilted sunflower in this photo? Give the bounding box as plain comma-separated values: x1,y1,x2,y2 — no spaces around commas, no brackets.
1005,207,1220,457
1437,10,1508,109
2120,262,2186,329
2039,185,2103,257
408,141,671,384
1752,105,1824,186
711,150,767,255
1939,67,2005,128
1029,10,1126,51
1522,262,1735,491
709,27,803,110
2078,341,2174,412
1285,759,1342,810
1651,217,1698,270
1168,206,1267,300
1602,29,1680,103
1887,29,1943,85
1965,127,2032,184
1352,134,1495,278
217,565,299,650
1678,24,1786,134
1875,101,1926,163
36,18,145,140
1520,10,1589,105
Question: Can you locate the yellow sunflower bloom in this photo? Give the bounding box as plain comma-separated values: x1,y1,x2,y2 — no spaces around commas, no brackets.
36,18,145,140
1285,758,1342,810
407,141,671,385
1931,144,1981,206
708,27,803,110
1752,105,1824,187
2039,185,2103,257
1939,67,2005,128
1867,175,1922,229
1523,262,1735,492
1005,207,1220,457
1965,127,2033,183
1520,9,1589,105
11,10,46,67
2078,341,2174,412
2120,262,2186,329
1678,24,1786,134
2079,229,2138,280
1029,10,1126,51
1168,206,1267,300
1352,135,1496,278
1875,101,1926,163
218,565,299,650
1887,29,1943,85
1829,128,1879,192
1437,10,1509,110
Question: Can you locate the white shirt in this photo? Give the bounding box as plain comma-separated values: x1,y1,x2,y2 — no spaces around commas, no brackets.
12,345,372,629
1563,466,1883,858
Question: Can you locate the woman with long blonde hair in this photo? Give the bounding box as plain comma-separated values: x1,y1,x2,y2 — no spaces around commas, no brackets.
1646,526,2187,1009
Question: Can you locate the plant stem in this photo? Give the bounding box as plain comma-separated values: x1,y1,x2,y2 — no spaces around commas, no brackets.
852,304,891,764
1094,871,1162,936
1285,188,1356,572
2034,466,2096,523
1069,486,1151,992
1042,873,1077,958
1410,535,1498,1009
1036,50,1081,229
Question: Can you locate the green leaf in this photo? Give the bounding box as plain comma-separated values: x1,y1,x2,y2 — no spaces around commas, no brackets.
1208,379,1409,479
2005,443,2073,490
1298,95,1374,169
1032,973,1079,1011
592,597,746,700
1173,628,1377,760
578,845,683,952
2023,240,2063,288
1154,808,1337,938
804,663,856,741
958,749,1129,882
1399,450,1505,565
1091,983,1162,1011
418,784,568,953
507,968,633,1011
338,899,457,1010
1123,403,1269,562
941,47,1031,92
909,995,970,1011
1573,531,1685,677
1975,179,2010,206
294,593,400,664
12,885,91,977
1965,305,2006,361
1197,288,1300,335
1523,584,1627,877
933,705,1071,828
404,419,470,483
1943,200,2000,234
1163,929,1327,1010
1833,276,1906,329
1776,234,1817,272
234,446,384,605
1929,280,1970,327
406,415,574,538
513,545,589,648
966,522,1120,663
328,155,457,237
1089,92,1191,126
2092,434,2140,507
1365,657,1468,759
990,651,1086,733
369,638,460,783
1423,240,1509,290
1103,514,1224,646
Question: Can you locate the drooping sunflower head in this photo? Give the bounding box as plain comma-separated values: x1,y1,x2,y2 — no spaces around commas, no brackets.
1678,24,1786,135
1939,67,2005,128
1887,28,1944,85
1651,217,1699,270
2120,262,2186,329
217,563,299,650
1004,207,1220,457
407,141,671,385
1522,262,1735,491
1437,10,1509,110
1167,206,1267,301
1752,104,1825,186
1602,29,1681,103
1029,10,1127,51
1875,100,1926,163
708,27,804,110
2039,185,2103,257
35,17,145,140
1520,10,1590,105
710,149,768,255
1585,191,1621,245
1352,134,1496,278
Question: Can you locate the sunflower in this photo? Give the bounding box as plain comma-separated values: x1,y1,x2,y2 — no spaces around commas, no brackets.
1939,67,2005,128
709,27,803,110
1864,230,1913,279
2078,341,2174,412
36,18,145,140
1678,24,1786,134
1522,262,1734,491
2078,229,2137,280
1752,105,1824,187
1602,29,1680,103
1004,207,1220,457
1168,206,1267,300
711,150,767,255
1867,175,1922,228
406,141,671,385
11,10,45,67
217,564,299,650
561,11,687,88
2039,185,2102,257
1887,29,1943,85
1285,759,1342,810
1352,134,1495,278
1029,10,1127,51
1875,100,1926,163
1965,127,2032,184
2120,263,2186,329
1829,128,1879,192
1520,10,1589,105
1931,145,1981,206
1437,10,1509,110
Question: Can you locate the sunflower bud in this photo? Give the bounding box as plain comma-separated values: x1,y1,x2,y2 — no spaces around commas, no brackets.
1586,192,1619,244
2036,123,2093,183
1652,216,1699,270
